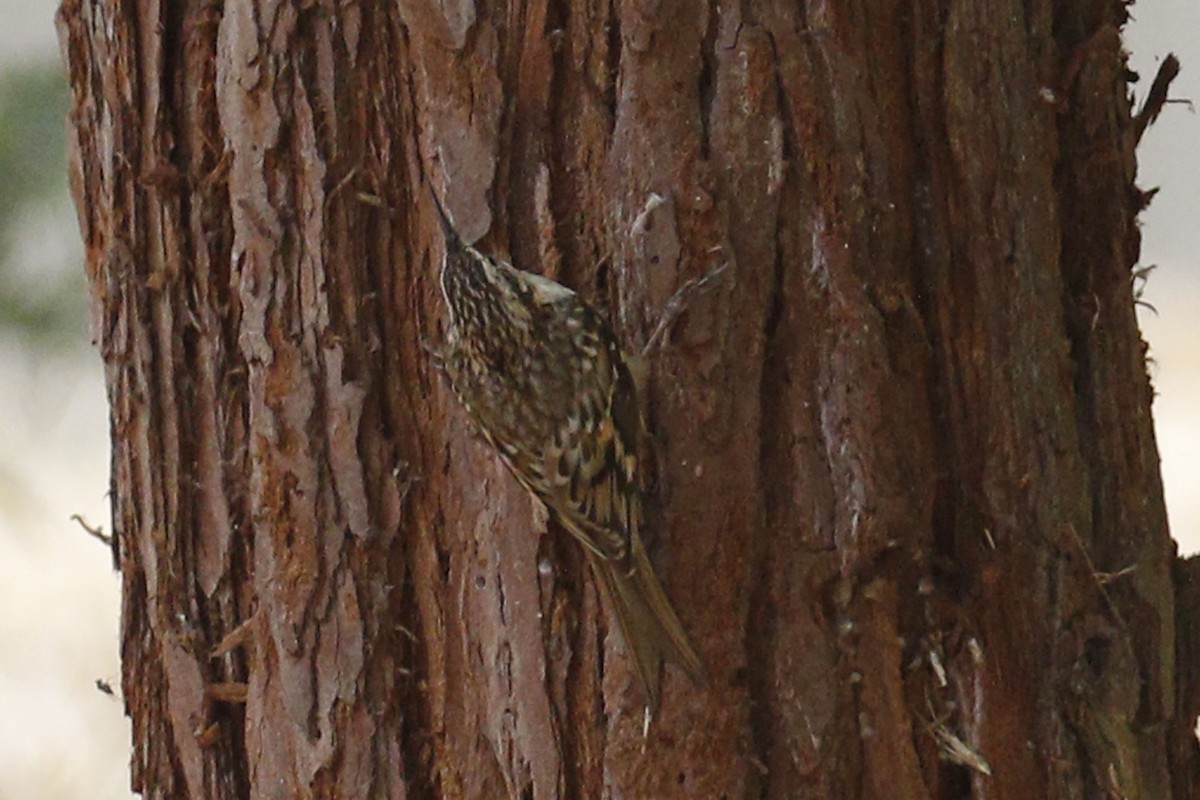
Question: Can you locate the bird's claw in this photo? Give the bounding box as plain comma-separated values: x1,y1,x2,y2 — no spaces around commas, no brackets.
422,338,447,372
642,261,730,358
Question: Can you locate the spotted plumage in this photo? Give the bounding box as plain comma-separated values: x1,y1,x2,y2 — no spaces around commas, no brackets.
432,190,704,706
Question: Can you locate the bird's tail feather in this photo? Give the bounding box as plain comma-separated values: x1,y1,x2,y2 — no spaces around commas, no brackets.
591,537,706,708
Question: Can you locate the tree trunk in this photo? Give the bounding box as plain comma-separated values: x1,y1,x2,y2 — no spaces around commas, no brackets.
57,0,1198,797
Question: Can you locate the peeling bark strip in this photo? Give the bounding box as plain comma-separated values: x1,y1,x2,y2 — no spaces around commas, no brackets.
58,0,1197,798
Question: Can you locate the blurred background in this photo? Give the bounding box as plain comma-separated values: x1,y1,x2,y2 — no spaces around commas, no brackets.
0,2,1195,798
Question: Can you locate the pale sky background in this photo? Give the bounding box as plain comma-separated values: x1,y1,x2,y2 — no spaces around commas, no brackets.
0,3,1195,799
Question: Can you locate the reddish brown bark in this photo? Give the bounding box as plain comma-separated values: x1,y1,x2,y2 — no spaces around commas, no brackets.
58,0,1196,798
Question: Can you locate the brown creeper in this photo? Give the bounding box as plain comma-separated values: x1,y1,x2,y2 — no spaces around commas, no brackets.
431,190,705,707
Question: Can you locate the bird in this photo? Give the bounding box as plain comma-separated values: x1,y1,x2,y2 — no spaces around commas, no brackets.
430,188,705,708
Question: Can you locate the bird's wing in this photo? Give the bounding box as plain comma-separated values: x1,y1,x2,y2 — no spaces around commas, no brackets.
502,293,643,568
558,350,640,557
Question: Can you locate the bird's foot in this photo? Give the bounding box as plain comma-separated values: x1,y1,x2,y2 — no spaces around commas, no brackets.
641,261,729,359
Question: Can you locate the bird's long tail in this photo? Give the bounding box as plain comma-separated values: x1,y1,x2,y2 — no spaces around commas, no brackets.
590,535,706,708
